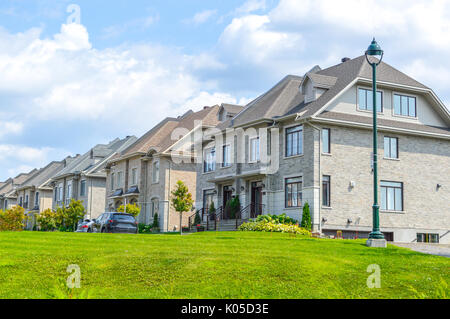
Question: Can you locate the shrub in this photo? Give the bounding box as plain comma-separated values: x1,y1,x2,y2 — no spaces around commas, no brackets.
239,220,310,236
194,210,202,225
36,209,57,231
0,206,27,231
117,203,141,218
256,214,297,225
300,202,312,231
138,223,152,234
63,199,86,232
152,213,160,230
229,195,241,219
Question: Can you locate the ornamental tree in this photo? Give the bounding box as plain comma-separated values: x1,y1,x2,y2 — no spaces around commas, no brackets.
171,180,194,235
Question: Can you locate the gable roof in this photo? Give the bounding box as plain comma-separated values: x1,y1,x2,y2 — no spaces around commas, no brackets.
53,136,137,179
112,106,221,161
17,161,67,190
219,103,244,115
0,169,39,198
232,75,304,127
223,56,449,138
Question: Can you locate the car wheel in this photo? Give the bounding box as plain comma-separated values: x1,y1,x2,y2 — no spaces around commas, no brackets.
101,227,105,233
87,228,92,233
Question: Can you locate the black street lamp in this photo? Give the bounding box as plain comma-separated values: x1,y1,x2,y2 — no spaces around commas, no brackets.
365,38,387,248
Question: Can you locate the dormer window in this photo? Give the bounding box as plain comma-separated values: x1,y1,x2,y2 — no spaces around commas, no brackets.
394,94,416,117
358,88,383,112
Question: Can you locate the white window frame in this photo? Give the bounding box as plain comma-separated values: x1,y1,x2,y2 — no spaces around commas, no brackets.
131,168,138,186
222,144,231,168
249,137,260,163
203,147,216,173
111,173,115,191
152,161,160,184
80,180,86,197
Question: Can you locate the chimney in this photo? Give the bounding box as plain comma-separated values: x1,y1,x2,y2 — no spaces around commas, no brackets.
341,57,351,63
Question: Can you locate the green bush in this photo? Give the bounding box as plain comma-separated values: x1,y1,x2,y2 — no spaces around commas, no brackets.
117,203,141,218
0,206,27,231
138,223,152,234
194,210,202,225
152,213,160,230
256,213,298,225
36,209,57,231
300,202,311,231
239,220,310,236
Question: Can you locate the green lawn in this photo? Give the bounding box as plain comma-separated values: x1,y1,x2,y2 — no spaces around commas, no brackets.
0,231,448,299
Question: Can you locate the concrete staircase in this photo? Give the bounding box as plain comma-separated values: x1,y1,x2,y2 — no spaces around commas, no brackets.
194,218,247,232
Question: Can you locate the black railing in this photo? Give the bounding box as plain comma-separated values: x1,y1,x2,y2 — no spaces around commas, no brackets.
240,203,265,219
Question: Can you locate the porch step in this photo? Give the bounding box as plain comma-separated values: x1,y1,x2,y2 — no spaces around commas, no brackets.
193,219,247,232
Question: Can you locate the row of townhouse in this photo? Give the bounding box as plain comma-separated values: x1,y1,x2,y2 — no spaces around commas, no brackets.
0,136,137,227
1,55,449,243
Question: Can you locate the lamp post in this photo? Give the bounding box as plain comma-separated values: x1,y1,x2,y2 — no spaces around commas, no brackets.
365,38,387,248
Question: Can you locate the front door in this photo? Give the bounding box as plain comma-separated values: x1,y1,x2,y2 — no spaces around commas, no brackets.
223,186,233,219
251,182,263,218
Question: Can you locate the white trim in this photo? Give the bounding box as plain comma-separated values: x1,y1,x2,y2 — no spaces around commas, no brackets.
310,78,358,118
310,117,450,140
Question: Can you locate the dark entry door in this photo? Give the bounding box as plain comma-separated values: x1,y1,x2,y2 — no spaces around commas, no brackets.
251,182,263,218
223,186,233,219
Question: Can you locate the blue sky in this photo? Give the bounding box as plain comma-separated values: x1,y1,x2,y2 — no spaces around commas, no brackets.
0,0,449,180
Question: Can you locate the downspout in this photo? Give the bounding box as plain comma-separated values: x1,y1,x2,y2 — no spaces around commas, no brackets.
306,119,322,233
89,178,93,219
167,160,172,232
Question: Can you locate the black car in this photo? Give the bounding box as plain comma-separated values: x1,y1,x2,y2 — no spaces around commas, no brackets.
93,212,138,234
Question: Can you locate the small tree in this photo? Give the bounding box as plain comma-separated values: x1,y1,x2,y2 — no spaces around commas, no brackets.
301,202,312,231
118,203,141,218
208,201,216,221
171,181,194,235
152,213,160,230
230,195,241,219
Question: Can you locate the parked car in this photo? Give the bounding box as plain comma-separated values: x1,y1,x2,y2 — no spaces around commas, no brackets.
92,212,138,234
75,219,95,233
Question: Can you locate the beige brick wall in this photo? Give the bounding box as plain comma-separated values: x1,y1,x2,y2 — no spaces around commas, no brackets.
319,124,450,242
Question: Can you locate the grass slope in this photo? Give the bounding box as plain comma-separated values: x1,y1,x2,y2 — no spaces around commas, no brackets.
0,231,448,299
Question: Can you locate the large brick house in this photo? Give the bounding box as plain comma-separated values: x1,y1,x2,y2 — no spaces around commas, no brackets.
195,56,450,244
105,104,243,232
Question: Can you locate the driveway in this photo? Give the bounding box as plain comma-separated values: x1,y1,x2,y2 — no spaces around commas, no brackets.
392,243,450,258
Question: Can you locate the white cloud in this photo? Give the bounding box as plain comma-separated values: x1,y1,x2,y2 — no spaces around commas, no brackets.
0,121,23,138
184,92,238,109
219,15,303,65
184,10,217,25
0,23,246,128
235,0,267,14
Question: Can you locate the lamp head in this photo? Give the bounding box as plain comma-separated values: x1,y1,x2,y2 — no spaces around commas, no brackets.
366,38,383,56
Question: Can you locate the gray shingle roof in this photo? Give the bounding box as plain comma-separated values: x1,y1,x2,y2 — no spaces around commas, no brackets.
220,103,244,115
18,161,67,190
53,136,137,179
115,106,221,159
225,56,447,132
232,75,304,127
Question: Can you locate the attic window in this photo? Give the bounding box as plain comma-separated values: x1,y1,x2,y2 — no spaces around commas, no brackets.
358,88,383,113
